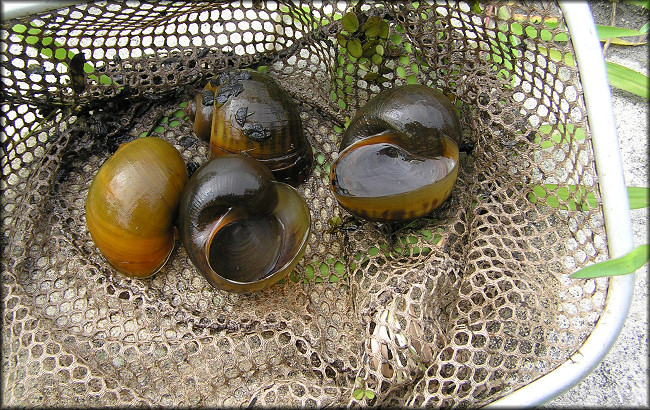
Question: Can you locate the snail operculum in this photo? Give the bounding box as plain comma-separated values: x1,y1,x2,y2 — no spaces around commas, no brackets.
185,68,313,186
178,154,311,293
85,137,188,278
330,84,461,222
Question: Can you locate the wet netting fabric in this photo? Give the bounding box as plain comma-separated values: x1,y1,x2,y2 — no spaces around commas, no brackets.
1,1,611,407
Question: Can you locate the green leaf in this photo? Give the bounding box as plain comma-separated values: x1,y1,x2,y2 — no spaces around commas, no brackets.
364,390,375,400
334,261,345,275
606,61,649,99
336,33,348,47
305,264,315,280
571,244,650,278
390,33,403,45
363,16,382,38
362,39,379,57
352,389,365,400
605,38,647,46
527,183,598,211
342,11,359,33
378,20,390,39
628,187,650,209
347,38,363,58
12,24,27,33
470,0,483,13
596,24,648,40
497,5,511,20
319,262,329,275
538,46,576,66
534,123,585,148
363,72,379,81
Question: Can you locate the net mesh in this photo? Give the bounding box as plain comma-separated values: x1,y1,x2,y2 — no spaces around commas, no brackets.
1,1,610,407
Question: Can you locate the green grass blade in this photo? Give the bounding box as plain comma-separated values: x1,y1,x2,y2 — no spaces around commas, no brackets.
628,186,650,209
596,24,648,40
606,61,649,98
606,38,647,46
571,244,650,278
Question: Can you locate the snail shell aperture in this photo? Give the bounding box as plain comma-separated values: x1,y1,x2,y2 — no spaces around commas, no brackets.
330,84,461,222
185,69,313,186
85,137,189,277
178,154,311,293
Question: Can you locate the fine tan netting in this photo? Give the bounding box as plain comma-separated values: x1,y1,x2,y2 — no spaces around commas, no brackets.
2,1,610,407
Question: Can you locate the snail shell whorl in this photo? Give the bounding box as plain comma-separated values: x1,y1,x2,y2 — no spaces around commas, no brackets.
178,155,311,292
341,84,461,157
186,69,313,186
85,137,188,277
330,84,461,222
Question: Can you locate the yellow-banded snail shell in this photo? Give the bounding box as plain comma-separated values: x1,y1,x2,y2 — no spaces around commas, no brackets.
185,69,313,186
330,84,461,222
85,137,188,277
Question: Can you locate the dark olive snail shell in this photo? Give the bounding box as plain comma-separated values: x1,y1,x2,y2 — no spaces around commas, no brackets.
85,137,189,278
178,154,311,293
330,84,461,222
185,69,313,186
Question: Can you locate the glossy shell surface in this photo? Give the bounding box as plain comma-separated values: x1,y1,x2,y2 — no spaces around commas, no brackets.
186,69,313,186
85,137,188,277
178,154,311,292
330,84,461,222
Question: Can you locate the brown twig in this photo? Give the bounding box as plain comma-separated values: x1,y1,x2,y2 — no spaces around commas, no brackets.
602,1,617,56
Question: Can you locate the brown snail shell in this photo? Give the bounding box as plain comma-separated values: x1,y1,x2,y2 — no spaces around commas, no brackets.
85,137,188,277
185,69,313,186
178,154,311,293
330,84,461,222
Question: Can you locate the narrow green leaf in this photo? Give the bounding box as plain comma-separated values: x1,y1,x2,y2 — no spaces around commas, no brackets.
628,187,650,209
571,244,650,278
342,11,359,33
606,38,647,46
606,61,649,99
596,24,647,40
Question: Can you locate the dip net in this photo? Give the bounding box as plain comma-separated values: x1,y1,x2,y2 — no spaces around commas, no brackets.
1,1,609,407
